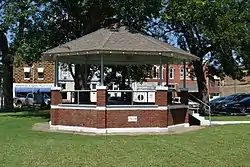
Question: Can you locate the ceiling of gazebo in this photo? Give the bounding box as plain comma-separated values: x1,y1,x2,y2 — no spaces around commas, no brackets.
42,26,199,64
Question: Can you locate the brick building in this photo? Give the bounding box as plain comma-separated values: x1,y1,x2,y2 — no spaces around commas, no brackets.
13,61,55,97
13,60,221,100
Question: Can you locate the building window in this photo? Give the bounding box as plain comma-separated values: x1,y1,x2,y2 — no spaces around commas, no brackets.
37,67,44,80
153,66,158,78
180,67,189,79
169,67,174,79
61,92,67,99
61,83,66,89
23,67,31,80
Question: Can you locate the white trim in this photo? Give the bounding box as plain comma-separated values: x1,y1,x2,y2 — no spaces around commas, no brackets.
37,67,44,73
168,123,189,131
51,105,97,110
23,67,31,72
155,86,168,91
210,121,250,125
51,87,62,91
96,86,107,90
51,105,168,111
49,122,190,134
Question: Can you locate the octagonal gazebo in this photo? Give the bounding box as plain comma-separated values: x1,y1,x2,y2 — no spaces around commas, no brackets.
43,26,199,134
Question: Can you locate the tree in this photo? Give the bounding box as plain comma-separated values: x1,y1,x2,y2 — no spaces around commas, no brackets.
35,0,162,102
0,0,49,110
155,0,250,103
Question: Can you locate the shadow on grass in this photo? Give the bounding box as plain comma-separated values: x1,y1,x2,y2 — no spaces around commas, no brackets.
0,109,50,120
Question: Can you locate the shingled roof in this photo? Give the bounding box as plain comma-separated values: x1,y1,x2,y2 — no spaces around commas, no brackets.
42,26,198,64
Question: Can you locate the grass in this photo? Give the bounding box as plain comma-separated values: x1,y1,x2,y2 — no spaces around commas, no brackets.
1,112,250,167
206,115,250,121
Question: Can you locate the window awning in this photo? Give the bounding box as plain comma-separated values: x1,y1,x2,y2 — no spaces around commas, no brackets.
15,87,51,93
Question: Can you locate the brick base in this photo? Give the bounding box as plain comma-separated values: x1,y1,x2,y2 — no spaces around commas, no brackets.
50,107,189,128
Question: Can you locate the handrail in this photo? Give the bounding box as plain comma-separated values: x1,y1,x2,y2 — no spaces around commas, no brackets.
189,93,211,125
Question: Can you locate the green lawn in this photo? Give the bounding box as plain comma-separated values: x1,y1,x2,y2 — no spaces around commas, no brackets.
1,112,250,167
206,115,250,121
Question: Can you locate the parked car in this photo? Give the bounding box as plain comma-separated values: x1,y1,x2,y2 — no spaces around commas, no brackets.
225,97,250,115
214,94,250,113
209,96,225,112
14,93,51,109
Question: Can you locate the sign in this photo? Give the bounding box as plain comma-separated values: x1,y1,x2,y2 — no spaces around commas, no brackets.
14,83,54,88
128,116,137,123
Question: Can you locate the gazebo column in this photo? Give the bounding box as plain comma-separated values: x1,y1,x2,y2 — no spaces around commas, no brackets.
54,57,59,87
96,86,107,129
159,56,163,86
183,60,187,89
165,64,169,86
180,60,189,105
100,55,104,86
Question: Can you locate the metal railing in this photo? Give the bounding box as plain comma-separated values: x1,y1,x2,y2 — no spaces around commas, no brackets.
60,90,96,105
107,90,156,105
189,93,211,123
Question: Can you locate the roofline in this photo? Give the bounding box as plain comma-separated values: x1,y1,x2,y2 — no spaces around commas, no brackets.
42,49,199,61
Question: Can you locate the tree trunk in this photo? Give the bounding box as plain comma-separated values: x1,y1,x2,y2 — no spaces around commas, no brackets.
193,60,209,103
0,31,13,111
193,59,209,115
3,59,13,111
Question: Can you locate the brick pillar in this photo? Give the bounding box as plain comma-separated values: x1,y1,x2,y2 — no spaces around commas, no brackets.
155,86,168,106
51,87,62,105
180,88,188,105
96,86,107,128
50,87,61,126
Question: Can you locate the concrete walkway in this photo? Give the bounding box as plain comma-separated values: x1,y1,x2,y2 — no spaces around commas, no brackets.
211,121,250,125
32,122,205,136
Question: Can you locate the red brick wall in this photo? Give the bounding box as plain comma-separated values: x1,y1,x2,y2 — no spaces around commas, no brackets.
51,107,188,128
106,109,168,128
14,61,54,83
51,109,97,127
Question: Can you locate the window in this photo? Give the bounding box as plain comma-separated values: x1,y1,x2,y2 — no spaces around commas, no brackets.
169,67,174,79
37,67,44,80
61,92,67,99
23,67,31,80
92,84,97,90
153,66,158,78
61,83,66,89
27,93,33,99
180,67,189,79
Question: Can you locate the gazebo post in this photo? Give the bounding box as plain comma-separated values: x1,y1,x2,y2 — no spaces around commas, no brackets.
84,62,87,88
166,63,169,86
100,55,104,86
159,56,163,86
180,60,188,105
183,60,186,89
54,56,59,87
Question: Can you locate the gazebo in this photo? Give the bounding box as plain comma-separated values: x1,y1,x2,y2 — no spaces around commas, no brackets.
43,26,199,134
